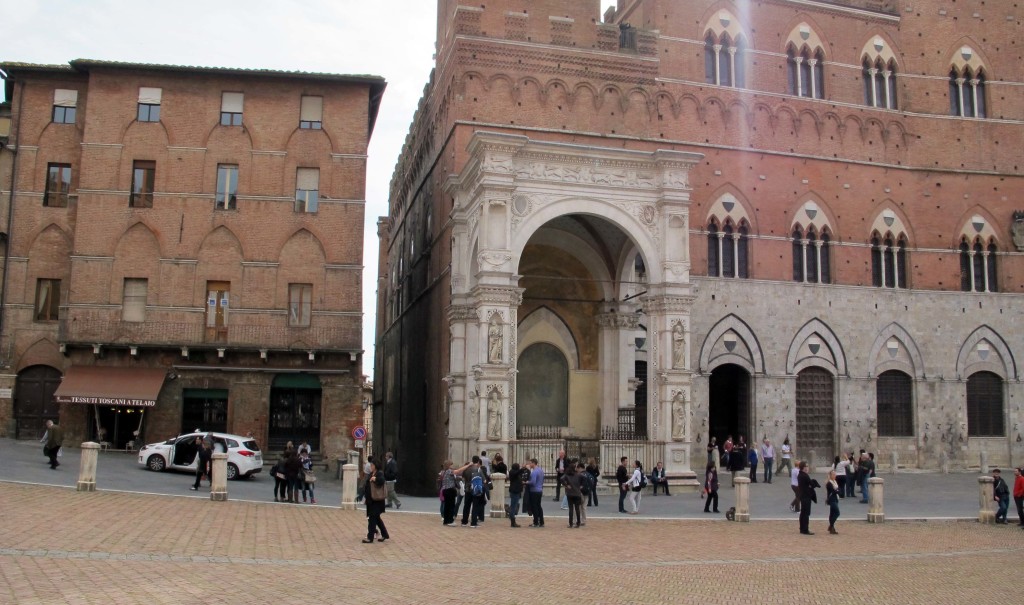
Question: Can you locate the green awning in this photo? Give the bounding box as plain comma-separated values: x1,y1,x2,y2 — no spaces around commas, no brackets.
272,374,321,389
183,388,228,399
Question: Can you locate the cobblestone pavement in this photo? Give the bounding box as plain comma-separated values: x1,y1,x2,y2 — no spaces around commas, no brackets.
1,483,1022,605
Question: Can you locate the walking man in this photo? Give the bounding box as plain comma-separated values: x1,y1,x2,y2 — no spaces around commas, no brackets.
527,458,545,527
43,420,63,469
761,438,774,483
616,456,629,513
383,451,402,509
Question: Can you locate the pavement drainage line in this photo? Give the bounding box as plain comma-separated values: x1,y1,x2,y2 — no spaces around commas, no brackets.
1,546,1021,569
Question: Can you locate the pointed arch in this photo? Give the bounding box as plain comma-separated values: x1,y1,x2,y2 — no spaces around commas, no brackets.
955,206,1001,244
956,325,1016,380
786,318,847,376
517,306,580,370
867,323,925,379
867,201,913,243
790,192,838,235
197,224,245,259
16,338,63,373
698,314,765,374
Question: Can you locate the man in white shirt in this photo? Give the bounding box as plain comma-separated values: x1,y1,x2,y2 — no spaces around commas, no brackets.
761,439,775,484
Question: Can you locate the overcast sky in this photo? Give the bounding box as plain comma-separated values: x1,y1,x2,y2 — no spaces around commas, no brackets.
2,0,616,380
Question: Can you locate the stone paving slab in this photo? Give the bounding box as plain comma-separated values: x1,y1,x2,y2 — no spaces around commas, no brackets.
1,482,1022,604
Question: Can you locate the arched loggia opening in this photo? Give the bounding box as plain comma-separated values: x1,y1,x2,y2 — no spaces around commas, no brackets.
516,214,648,441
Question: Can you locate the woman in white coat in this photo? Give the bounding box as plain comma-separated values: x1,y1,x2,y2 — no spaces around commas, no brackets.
626,460,645,514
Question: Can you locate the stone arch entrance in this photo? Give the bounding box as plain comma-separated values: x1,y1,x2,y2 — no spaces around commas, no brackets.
708,363,751,446
445,131,702,474
14,365,62,439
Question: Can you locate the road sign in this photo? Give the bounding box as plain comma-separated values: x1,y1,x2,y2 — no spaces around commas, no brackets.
354,439,364,449
352,426,366,440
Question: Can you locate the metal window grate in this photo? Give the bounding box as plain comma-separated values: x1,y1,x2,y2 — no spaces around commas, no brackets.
876,370,913,436
967,371,1004,437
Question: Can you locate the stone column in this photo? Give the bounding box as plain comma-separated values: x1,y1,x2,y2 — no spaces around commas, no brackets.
210,453,228,501
889,450,898,474
867,477,884,523
733,476,750,522
979,451,989,474
978,476,995,524
342,463,358,510
77,442,100,492
490,472,507,518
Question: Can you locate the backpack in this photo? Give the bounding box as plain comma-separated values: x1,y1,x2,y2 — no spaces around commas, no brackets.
638,473,648,490
470,471,485,497
520,467,531,484
579,473,592,496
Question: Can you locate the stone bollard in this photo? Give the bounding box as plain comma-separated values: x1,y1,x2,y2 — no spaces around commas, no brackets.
807,450,816,472
77,442,100,492
889,450,898,475
978,476,996,524
490,473,507,518
733,476,750,522
979,451,988,475
939,451,950,474
341,463,358,510
210,453,228,501
867,477,885,523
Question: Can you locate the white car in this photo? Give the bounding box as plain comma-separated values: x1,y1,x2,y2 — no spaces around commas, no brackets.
138,431,263,480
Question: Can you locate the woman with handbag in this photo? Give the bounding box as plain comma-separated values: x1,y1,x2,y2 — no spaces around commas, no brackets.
273,451,289,502
363,460,390,543
438,460,459,526
626,460,644,514
300,450,317,504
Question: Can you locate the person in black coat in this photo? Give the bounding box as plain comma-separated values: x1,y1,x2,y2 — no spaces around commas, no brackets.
190,437,211,491
363,461,390,543
797,461,818,535
283,449,303,503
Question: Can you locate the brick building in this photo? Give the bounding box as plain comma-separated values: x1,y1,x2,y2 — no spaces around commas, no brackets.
376,0,1023,493
0,60,385,460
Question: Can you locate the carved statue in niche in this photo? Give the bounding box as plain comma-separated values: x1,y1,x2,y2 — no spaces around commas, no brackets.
488,315,503,363
671,321,686,369
672,391,685,440
468,399,479,438
487,389,502,440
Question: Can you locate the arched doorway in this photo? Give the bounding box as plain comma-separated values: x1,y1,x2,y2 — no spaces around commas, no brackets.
269,373,322,451
796,367,835,456
708,364,750,445
14,365,62,439
517,342,569,430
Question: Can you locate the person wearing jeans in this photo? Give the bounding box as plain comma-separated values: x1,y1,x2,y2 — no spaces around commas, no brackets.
1013,467,1024,527
761,439,775,484
993,469,1010,524
527,458,545,527
616,457,629,513
507,462,523,528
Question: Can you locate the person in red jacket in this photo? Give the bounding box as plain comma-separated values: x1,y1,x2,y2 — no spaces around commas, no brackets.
1013,467,1024,528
